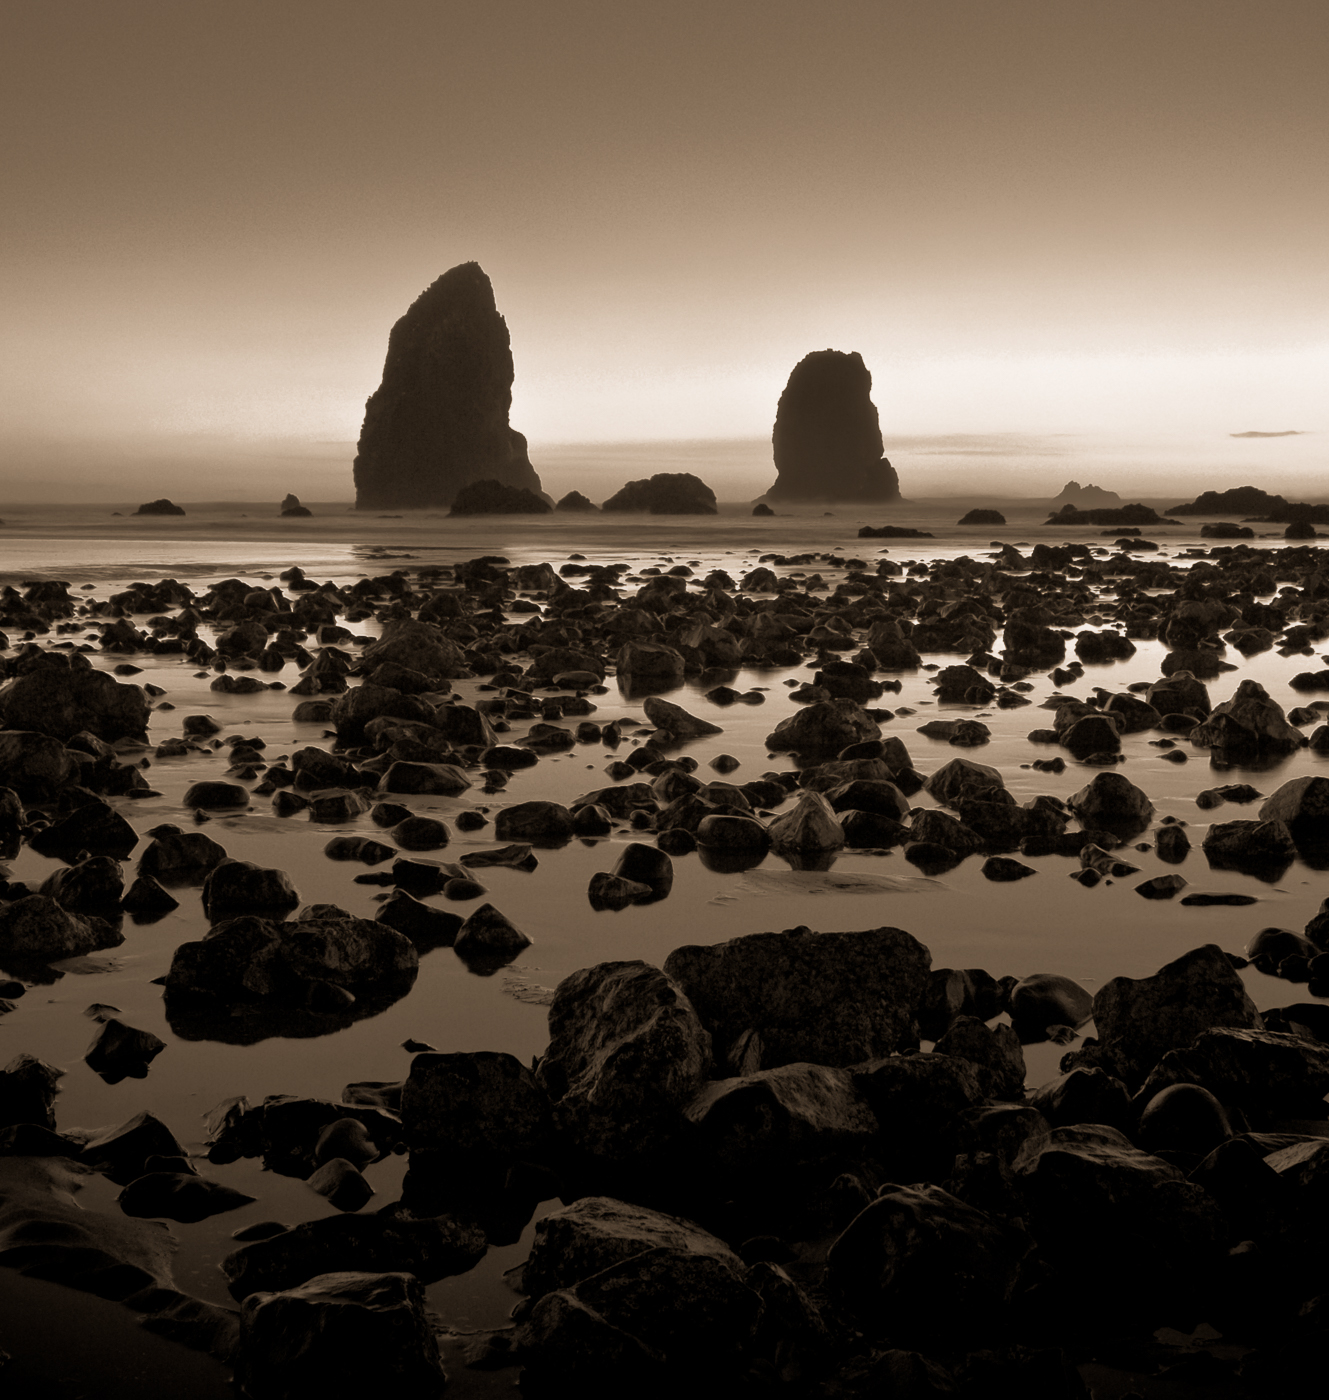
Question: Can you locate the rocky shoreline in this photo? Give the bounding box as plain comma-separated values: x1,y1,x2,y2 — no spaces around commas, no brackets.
2,531,1329,1395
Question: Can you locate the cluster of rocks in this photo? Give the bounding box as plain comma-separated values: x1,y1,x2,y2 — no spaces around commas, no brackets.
7,920,1329,1395
6,526,1329,1391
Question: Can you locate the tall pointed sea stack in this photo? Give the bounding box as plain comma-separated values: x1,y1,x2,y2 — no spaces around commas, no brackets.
764,349,900,503
353,263,544,509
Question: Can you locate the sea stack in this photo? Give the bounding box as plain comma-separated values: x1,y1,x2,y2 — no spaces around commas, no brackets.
764,350,900,503
353,263,545,510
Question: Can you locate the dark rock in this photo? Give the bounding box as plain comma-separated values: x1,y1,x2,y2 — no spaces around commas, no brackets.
401,1050,552,1163
615,641,686,688
133,498,185,515
280,493,311,516
453,903,531,966
1202,817,1297,875
765,350,901,502
118,1171,257,1223
0,665,150,742
1136,1083,1233,1159
233,1271,449,1398
538,962,711,1164
601,473,718,514
1028,1067,1130,1129
0,1053,63,1130
958,508,1006,525
764,699,880,757
201,860,300,919
494,800,574,844
39,855,124,915
1083,944,1263,1087
1066,770,1153,834
1008,973,1092,1042
353,263,543,509
449,478,552,514
555,490,598,511
1168,486,1288,515
1136,873,1187,899
183,780,250,809
81,1109,187,1184
663,925,930,1070
0,893,124,964
1188,679,1302,753
828,1184,1033,1343
84,1017,166,1084
982,855,1036,881
751,501,774,516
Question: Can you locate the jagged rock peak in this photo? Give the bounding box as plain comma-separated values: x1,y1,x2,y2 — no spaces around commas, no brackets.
353,263,544,510
765,350,900,503
1052,480,1120,506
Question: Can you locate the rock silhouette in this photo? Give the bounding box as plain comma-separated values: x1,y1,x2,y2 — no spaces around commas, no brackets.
353,263,544,510
765,350,900,503
1168,486,1287,516
280,494,312,517
602,473,717,514
1051,480,1119,506
134,499,185,516
449,480,551,515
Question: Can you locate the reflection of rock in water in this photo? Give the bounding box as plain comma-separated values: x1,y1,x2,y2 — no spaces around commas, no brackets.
164,976,418,1045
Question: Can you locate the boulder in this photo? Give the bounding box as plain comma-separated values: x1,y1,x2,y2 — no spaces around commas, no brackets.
138,827,229,884
615,641,686,688
1083,944,1263,1087
828,1184,1032,1342
167,908,418,1006
1066,771,1153,833
0,894,124,965
1202,818,1298,875
537,962,712,1162
685,1062,879,1179
1188,679,1302,753
1259,775,1329,827
201,860,300,920
0,667,150,742
764,699,880,757
765,350,901,502
401,1050,553,1160
663,925,930,1070
518,1196,742,1301
359,618,465,682
766,790,844,856
0,731,79,801
924,757,1004,808
448,478,551,514
353,262,543,509
641,696,722,740
494,801,574,844
233,1271,448,1399
601,473,717,514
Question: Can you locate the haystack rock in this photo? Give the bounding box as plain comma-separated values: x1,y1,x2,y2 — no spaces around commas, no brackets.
764,350,900,503
353,262,545,510
280,494,312,517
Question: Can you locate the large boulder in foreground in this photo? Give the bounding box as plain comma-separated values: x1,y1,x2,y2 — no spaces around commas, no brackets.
764,699,881,758
601,473,718,514
663,926,931,1071
765,350,901,502
1073,944,1262,1088
0,893,124,965
352,262,543,510
536,961,712,1163
233,1270,447,1400
0,662,150,741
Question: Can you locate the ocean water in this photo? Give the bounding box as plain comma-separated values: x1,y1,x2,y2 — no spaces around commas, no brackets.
2,501,1328,1391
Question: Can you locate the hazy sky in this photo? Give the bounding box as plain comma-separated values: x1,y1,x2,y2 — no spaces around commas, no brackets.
2,0,1326,482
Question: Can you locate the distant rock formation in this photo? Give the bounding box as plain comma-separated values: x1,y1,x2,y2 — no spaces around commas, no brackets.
134,499,185,516
555,491,598,512
1169,486,1288,516
765,350,900,502
1200,522,1255,539
602,473,717,514
752,502,775,516
1051,481,1120,507
353,263,545,510
958,508,1005,526
1046,503,1177,526
1231,430,1302,438
280,494,312,517
448,480,552,515
858,525,934,539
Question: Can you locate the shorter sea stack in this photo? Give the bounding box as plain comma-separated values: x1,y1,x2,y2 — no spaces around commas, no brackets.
555,491,597,512
602,473,717,514
1051,481,1119,507
765,350,900,503
134,499,185,516
280,494,312,517
353,263,544,510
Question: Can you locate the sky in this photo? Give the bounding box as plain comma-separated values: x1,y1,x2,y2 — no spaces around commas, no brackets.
1,0,1326,499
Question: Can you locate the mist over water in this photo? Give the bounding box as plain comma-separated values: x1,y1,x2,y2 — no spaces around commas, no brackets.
0,428,1321,507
